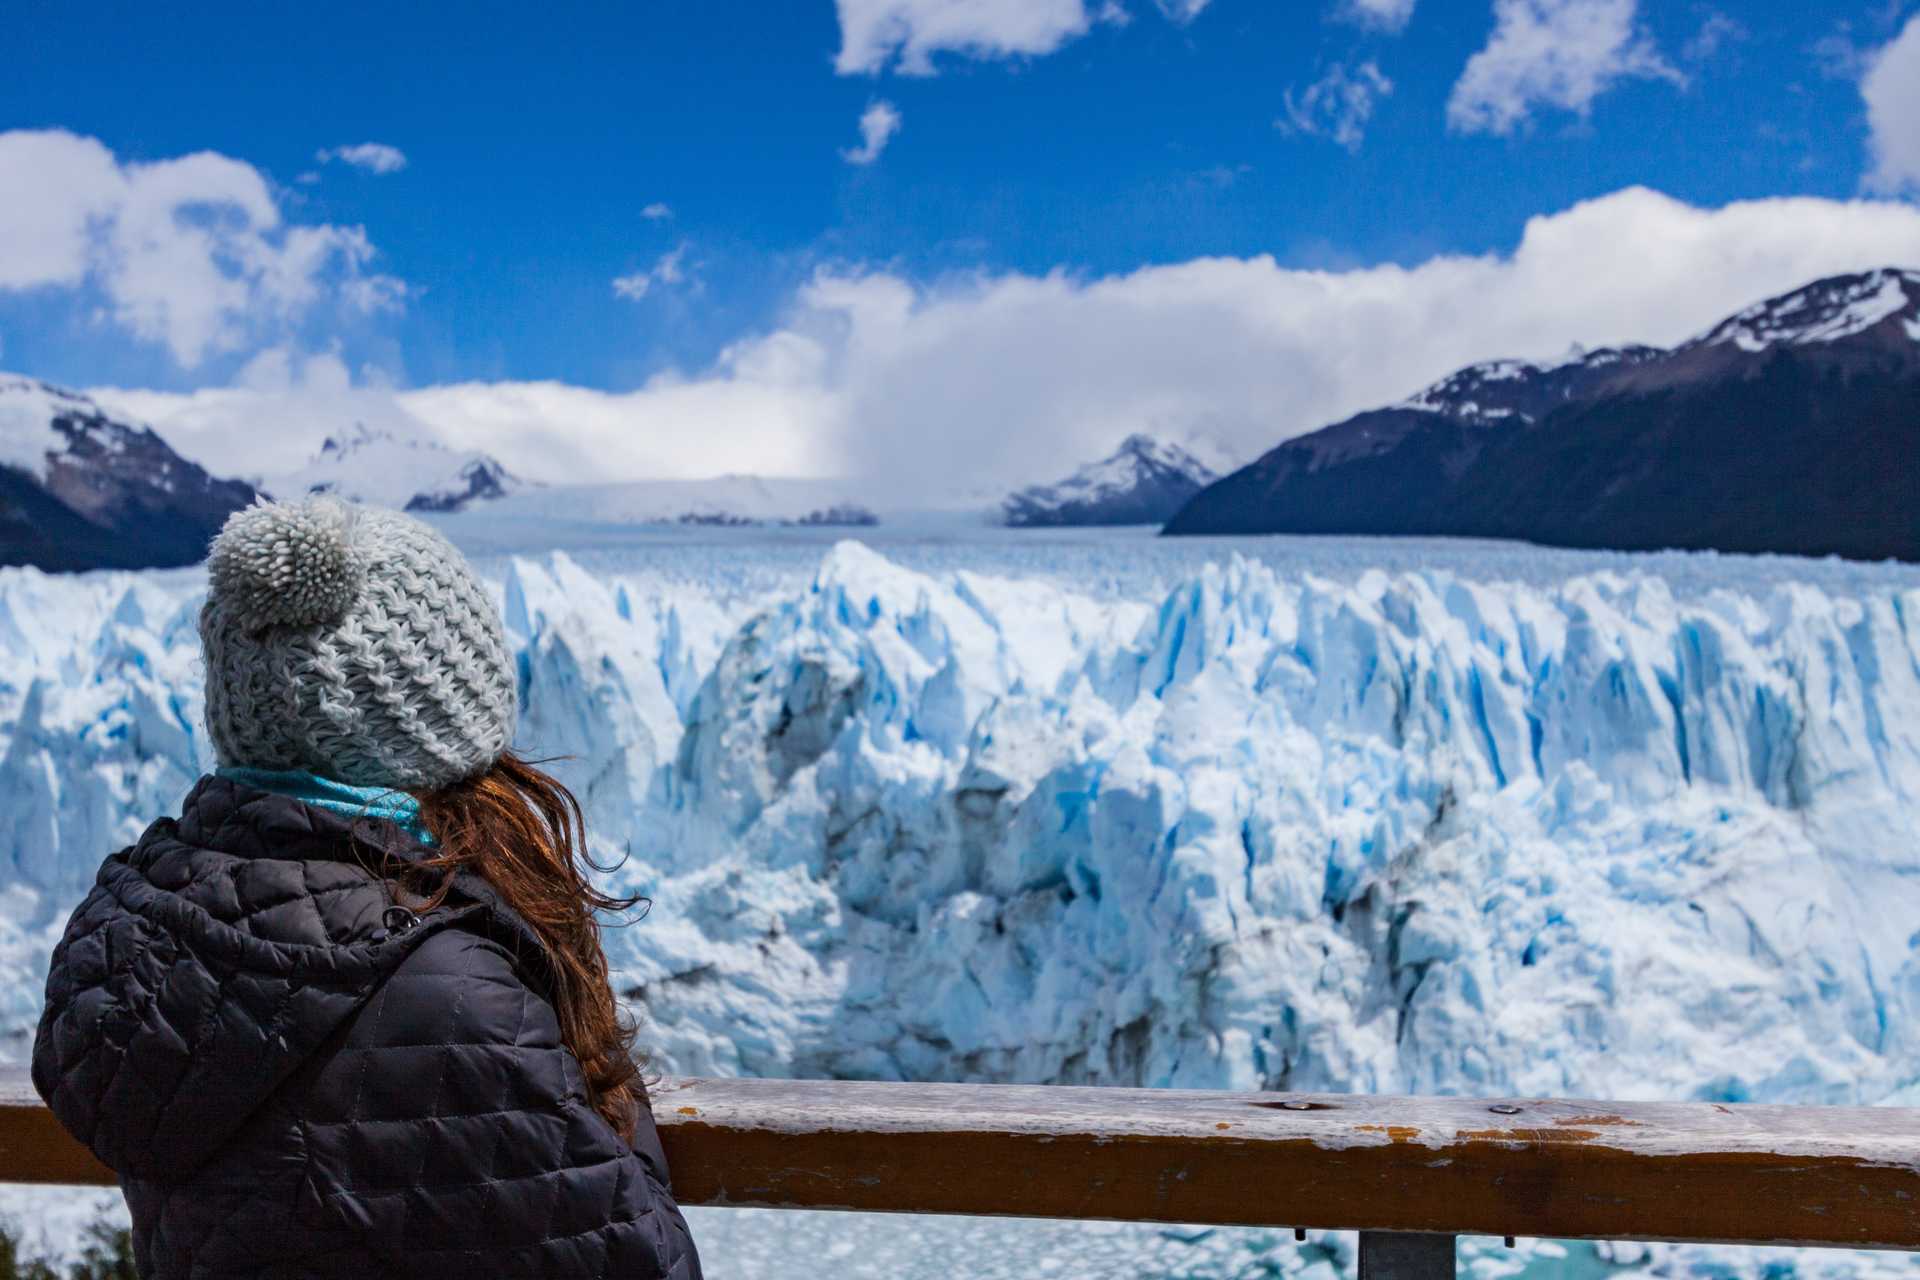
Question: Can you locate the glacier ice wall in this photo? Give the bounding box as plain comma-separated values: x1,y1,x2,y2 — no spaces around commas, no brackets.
4,543,1920,1114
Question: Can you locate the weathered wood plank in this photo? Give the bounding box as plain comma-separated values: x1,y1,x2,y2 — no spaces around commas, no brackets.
642,1077,1920,1249
0,1071,114,1187
5,1068,1919,1250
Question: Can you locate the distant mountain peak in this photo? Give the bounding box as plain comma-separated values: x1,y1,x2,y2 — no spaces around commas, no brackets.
1692,267,1920,354
315,420,398,458
1003,434,1219,528
270,420,526,514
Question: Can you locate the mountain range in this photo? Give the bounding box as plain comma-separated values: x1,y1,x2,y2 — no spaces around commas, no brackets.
1165,268,1920,561
1002,434,1218,527
5,268,1917,571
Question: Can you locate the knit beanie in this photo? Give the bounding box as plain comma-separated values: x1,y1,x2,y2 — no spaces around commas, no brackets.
199,496,519,792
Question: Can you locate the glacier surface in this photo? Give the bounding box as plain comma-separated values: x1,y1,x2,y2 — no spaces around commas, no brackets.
5,529,1920,1277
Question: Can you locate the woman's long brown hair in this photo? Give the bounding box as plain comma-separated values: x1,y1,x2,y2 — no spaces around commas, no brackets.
404,753,645,1141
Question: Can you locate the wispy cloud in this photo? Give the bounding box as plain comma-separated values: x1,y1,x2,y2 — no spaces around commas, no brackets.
842,101,904,165
1333,0,1416,34
641,202,674,220
612,243,692,301
833,0,1172,75
1278,62,1393,152
834,0,1096,75
1152,0,1211,21
1682,11,1747,63
314,142,408,175
1448,0,1681,136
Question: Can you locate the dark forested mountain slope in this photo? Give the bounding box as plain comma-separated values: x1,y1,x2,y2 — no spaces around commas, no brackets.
1165,269,1920,561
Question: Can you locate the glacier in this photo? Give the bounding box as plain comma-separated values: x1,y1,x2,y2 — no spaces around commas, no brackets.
4,528,1920,1278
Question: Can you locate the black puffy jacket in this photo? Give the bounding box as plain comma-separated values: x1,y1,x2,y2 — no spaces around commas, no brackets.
31,775,703,1280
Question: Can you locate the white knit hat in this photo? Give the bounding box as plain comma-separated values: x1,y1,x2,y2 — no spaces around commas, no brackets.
199,497,519,791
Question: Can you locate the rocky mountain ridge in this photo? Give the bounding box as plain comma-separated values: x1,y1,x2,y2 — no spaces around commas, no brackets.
1165,268,1920,561
0,376,258,571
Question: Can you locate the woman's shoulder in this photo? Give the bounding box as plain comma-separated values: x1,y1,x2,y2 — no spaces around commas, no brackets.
359,915,565,1051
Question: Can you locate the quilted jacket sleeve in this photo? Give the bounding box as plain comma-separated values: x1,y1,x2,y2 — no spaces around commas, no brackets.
295,923,703,1280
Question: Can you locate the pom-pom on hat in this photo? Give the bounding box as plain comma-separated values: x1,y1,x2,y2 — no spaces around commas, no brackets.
199,497,518,791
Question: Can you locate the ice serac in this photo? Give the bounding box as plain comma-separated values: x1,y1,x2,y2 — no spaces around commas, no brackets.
6,543,1920,1114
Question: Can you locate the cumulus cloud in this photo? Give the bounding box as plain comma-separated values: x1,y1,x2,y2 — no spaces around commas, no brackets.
0,129,402,368
641,202,674,220
101,189,1920,500
1334,0,1416,34
842,100,904,165
1862,16,1920,195
612,244,693,301
1279,62,1394,152
315,142,408,174
1448,0,1682,136
834,0,1096,74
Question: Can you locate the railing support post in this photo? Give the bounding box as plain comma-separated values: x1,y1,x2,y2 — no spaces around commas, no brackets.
1358,1231,1456,1280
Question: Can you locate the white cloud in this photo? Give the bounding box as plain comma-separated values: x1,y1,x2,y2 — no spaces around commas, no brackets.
830,0,1210,75
97,335,836,484
1448,0,1682,136
641,202,674,220
842,101,904,165
0,129,403,367
1153,0,1211,21
612,243,693,301
101,189,1920,502
1334,0,1416,34
835,0,1092,74
1863,16,1920,196
315,142,408,174
1682,11,1746,62
1279,62,1394,152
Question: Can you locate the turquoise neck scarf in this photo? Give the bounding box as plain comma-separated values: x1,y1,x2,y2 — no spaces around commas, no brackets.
216,766,437,846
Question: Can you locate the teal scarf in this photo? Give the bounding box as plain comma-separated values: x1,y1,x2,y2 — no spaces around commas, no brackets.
217,766,437,846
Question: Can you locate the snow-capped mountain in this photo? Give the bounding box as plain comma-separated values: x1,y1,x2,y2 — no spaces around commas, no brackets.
0,375,258,572
1003,434,1218,527
1167,268,1920,560
472,474,879,529
266,420,525,514
1693,267,1920,354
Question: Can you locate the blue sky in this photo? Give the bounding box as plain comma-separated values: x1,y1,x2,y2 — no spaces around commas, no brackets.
4,0,1920,487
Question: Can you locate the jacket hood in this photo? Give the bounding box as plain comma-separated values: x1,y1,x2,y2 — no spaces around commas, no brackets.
31,775,543,1181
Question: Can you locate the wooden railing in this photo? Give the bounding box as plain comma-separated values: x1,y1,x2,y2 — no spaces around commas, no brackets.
6,1069,1920,1276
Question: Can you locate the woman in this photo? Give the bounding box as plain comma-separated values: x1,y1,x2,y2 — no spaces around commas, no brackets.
32,497,704,1279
